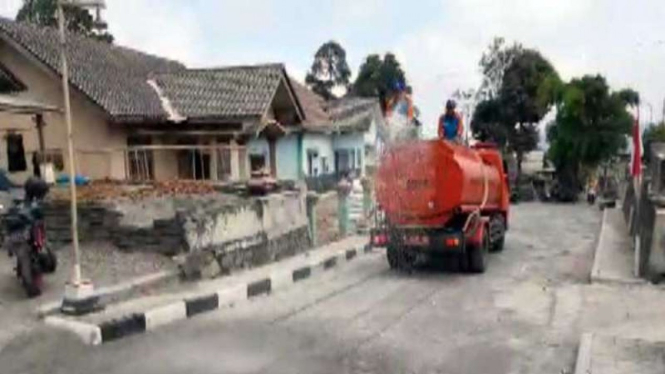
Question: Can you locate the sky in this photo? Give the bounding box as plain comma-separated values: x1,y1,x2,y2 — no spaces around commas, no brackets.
1,0,665,140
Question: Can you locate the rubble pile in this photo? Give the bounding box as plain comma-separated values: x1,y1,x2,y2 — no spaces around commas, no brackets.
49,180,218,202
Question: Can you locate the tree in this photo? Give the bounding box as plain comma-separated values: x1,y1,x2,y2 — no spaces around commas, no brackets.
472,41,559,174
305,41,352,101
499,49,559,174
478,37,523,100
352,53,407,112
471,98,507,145
547,75,638,192
16,0,114,43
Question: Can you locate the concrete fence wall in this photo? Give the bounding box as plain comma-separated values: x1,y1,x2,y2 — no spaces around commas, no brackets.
44,191,311,278
314,192,340,246
622,174,665,281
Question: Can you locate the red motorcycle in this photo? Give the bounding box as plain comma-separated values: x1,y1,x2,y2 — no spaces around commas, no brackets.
3,178,55,298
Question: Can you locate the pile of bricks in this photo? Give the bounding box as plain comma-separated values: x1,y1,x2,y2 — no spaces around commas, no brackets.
49,180,218,202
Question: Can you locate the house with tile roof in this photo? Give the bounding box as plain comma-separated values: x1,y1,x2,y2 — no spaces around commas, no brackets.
279,80,385,191
0,17,383,186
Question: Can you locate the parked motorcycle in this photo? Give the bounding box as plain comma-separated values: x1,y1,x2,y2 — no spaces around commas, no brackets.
3,177,55,298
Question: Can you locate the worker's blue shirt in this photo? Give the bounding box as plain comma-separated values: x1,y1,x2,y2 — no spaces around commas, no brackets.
440,114,460,140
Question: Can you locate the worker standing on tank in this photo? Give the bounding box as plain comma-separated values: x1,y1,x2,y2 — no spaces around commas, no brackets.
438,100,464,143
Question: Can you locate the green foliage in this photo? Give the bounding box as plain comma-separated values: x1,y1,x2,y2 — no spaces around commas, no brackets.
16,0,113,43
478,37,523,100
305,41,352,101
471,98,507,144
472,40,558,173
499,50,559,125
547,75,636,190
352,53,407,110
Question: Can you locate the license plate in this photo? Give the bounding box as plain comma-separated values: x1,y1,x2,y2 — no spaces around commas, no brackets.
405,235,429,247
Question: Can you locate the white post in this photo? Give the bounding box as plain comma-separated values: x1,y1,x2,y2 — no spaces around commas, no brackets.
57,4,82,286
210,138,218,181
58,1,98,314
230,139,240,181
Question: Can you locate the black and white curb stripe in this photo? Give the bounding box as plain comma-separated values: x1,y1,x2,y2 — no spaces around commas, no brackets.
45,244,374,345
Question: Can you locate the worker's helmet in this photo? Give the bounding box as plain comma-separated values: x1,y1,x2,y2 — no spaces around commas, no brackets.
446,99,457,110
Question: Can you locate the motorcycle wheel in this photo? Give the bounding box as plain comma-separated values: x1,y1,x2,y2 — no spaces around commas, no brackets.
39,246,57,274
17,245,41,298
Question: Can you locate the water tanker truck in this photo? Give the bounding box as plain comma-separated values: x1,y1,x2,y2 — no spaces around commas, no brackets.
371,140,510,273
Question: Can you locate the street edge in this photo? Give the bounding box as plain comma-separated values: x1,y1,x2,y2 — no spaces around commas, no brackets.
37,269,180,318
48,243,375,345
590,209,609,284
574,333,594,374
590,208,646,286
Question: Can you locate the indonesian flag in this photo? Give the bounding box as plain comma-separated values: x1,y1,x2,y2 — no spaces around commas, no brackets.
632,113,642,177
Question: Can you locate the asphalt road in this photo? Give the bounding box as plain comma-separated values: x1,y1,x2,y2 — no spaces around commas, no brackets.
0,203,601,374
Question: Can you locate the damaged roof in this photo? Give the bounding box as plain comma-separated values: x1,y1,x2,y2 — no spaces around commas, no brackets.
153,64,294,121
289,79,331,126
0,18,302,125
0,17,184,121
288,79,382,133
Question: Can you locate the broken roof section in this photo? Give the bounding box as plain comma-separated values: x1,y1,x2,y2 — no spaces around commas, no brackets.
289,79,382,133
0,17,380,133
0,18,303,127
0,17,184,121
152,64,303,123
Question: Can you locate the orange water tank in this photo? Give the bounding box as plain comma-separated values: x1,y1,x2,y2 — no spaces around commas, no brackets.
375,140,509,227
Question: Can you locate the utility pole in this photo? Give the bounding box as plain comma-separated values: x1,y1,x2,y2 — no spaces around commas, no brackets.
57,0,106,315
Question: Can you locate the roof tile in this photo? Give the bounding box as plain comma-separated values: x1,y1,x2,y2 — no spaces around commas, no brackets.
0,17,184,120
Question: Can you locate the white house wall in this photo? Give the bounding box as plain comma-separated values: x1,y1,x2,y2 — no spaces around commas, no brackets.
363,118,377,146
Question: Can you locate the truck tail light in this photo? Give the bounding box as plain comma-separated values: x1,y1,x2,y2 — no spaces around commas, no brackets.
445,238,460,247
373,234,388,246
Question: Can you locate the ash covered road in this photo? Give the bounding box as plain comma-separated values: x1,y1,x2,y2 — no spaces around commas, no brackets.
0,203,601,374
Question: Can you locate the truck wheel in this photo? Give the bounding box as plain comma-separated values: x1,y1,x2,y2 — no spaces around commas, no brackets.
467,229,489,274
491,236,505,253
387,245,399,269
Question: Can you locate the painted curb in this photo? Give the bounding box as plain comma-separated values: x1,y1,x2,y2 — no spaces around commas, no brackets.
37,270,180,318
49,243,374,345
574,333,593,374
590,209,646,286
45,316,102,346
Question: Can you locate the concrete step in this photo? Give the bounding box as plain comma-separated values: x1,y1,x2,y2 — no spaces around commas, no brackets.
575,333,665,374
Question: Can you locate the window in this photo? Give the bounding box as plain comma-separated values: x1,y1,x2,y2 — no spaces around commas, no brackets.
217,147,232,181
321,157,329,174
41,149,65,172
350,150,356,171
127,136,154,181
250,153,266,173
307,149,319,176
335,149,350,175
